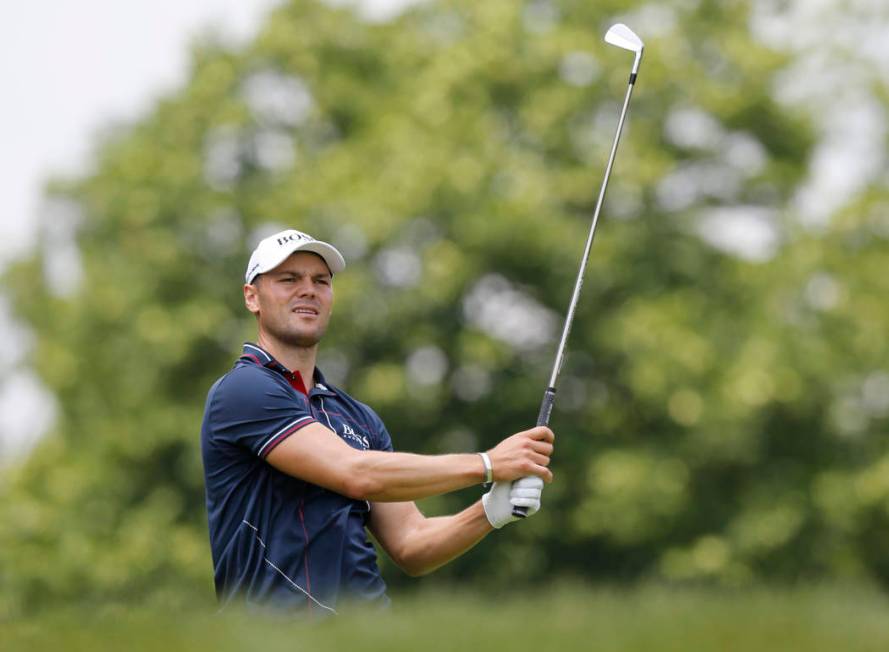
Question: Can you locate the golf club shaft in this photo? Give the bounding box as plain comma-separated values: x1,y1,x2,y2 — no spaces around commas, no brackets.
513,73,638,518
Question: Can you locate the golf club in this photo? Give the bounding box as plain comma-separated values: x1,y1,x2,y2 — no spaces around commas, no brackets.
513,23,644,518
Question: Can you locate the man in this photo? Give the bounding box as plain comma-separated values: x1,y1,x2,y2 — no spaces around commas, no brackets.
201,229,555,614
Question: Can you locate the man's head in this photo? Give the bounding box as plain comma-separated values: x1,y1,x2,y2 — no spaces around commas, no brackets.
243,230,346,349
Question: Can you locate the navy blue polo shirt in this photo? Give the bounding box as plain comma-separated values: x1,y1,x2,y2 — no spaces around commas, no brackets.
201,343,393,614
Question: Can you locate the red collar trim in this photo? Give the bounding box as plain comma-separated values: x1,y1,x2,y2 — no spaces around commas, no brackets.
287,370,309,396
240,343,315,396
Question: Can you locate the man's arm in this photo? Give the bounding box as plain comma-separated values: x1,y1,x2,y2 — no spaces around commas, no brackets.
367,476,544,576
265,422,554,502
368,500,492,577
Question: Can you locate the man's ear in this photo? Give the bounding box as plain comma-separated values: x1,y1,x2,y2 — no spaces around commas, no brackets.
244,282,260,316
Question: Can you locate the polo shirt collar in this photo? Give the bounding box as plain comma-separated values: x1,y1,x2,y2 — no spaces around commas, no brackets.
241,342,277,367
310,367,337,397
240,342,337,396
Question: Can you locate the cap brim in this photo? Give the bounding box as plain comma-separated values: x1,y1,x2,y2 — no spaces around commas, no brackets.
248,240,346,283
295,242,346,274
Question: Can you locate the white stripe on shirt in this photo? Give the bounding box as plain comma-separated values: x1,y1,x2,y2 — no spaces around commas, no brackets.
257,415,314,457
243,343,273,362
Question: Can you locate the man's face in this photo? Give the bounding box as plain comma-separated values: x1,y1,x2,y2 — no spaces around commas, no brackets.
244,252,334,348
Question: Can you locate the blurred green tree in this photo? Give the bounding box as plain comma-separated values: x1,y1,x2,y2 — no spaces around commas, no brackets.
2,0,887,616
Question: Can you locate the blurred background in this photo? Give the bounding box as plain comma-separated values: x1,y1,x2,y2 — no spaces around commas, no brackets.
2,0,889,641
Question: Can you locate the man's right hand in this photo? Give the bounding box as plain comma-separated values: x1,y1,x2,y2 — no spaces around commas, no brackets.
486,426,555,484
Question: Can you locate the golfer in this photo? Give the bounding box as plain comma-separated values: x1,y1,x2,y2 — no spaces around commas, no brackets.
201,229,555,613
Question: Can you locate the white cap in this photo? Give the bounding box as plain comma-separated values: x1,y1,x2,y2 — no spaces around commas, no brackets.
245,229,346,284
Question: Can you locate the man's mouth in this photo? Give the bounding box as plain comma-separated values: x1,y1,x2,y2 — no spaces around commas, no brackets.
292,305,319,316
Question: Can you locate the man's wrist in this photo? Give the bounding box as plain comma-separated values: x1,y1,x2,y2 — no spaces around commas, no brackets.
478,452,493,486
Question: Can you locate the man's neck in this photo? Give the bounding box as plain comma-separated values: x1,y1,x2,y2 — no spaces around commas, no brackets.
256,333,317,387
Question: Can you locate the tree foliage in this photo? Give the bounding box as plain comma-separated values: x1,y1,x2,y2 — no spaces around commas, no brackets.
2,0,888,616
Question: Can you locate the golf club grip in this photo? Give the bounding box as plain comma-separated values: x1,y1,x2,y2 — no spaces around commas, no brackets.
513,387,557,518
535,386,557,428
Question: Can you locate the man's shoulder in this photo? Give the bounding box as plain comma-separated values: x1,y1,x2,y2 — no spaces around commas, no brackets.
203,359,307,444
209,359,285,403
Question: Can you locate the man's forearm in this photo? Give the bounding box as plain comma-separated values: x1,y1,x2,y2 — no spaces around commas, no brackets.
352,451,485,502
387,501,493,577
267,422,552,503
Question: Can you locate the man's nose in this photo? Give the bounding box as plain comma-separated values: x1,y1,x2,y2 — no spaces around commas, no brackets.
295,278,316,296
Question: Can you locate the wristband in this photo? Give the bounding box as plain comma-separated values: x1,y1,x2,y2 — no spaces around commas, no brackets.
478,452,493,486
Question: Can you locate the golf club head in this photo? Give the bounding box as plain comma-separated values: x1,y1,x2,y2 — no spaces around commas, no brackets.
604,23,644,75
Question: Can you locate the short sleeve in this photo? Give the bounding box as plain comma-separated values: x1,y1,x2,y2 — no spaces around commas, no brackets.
205,365,317,459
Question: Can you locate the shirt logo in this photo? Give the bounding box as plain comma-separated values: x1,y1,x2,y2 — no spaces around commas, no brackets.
342,423,370,449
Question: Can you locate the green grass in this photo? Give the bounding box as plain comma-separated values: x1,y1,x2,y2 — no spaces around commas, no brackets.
4,584,889,651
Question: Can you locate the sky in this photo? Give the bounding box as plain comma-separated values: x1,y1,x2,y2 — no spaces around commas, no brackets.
0,0,285,266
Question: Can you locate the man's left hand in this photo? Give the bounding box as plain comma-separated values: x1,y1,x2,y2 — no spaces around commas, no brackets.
482,476,544,529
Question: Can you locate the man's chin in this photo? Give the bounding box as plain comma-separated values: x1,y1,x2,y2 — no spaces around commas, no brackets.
261,319,327,349
277,330,324,349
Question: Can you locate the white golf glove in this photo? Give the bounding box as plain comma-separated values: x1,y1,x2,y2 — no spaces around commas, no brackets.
482,476,544,529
